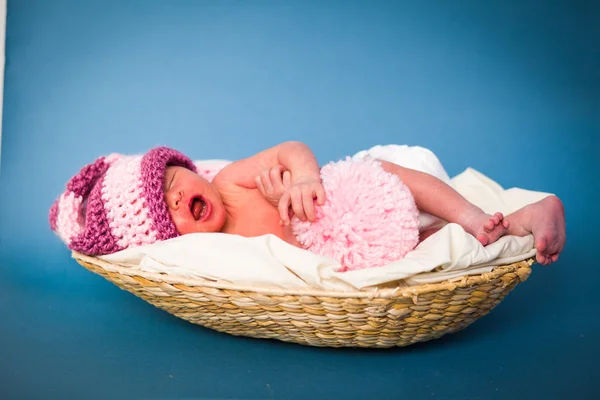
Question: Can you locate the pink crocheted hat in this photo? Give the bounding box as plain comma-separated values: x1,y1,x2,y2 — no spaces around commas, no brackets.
49,147,198,256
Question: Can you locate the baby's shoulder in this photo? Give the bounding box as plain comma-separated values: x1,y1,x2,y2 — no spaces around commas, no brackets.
211,171,234,191
212,162,238,185
212,165,248,196
212,158,261,190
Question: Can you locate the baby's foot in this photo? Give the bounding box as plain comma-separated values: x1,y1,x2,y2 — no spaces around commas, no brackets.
505,196,566,265
462,210,509,246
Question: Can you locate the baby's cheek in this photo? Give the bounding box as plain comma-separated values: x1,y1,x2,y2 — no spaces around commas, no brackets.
169,211,188,235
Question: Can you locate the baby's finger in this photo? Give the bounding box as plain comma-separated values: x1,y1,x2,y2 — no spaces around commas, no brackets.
291,189,307,221
278,193,291,225
302,191,316,221
261,170,274,194
255,176,266,195
282,171,292,188
271,164,285,176
315,184,326,205
270,166,285,191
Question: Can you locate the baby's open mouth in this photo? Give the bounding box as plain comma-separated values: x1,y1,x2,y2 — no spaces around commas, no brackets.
190,196,208,221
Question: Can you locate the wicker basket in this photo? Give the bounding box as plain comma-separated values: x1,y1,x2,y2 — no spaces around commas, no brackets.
73,251,534,348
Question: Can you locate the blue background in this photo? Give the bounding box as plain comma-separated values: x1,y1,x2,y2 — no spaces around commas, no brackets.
1,0,598,399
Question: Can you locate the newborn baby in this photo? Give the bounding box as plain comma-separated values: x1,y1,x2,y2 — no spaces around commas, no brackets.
50,142,565,266
164,141,564,265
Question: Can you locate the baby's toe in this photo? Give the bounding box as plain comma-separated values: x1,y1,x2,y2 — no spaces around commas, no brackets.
536,252,547,264
535,237,548,254
494,212,503,222
476,233,489,246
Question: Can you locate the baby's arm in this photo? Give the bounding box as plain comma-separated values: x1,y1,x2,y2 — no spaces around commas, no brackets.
216,141,325,222
218,141,318,187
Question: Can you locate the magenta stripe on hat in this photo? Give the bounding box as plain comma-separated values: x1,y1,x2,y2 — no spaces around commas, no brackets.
49,200,59,231
69,176,124,255
66,156,109,197
140,147,198,241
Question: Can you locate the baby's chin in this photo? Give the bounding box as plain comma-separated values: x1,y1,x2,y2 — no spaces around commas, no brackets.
209,204,227,232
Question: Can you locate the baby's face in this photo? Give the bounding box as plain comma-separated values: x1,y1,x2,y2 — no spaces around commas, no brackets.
163,166,227,234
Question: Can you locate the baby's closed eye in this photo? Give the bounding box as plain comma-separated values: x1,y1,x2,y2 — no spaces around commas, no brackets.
164,167,178,191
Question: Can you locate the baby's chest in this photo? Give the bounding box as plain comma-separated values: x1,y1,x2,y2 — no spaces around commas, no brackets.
222,189,283,236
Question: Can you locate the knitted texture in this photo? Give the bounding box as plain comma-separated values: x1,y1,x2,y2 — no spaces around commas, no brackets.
49,147,197,256
291,157,420,272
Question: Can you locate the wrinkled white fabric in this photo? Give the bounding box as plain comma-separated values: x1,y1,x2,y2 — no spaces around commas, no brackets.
99,145,550,291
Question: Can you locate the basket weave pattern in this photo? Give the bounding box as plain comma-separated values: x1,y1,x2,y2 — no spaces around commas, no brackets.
74,253,533,348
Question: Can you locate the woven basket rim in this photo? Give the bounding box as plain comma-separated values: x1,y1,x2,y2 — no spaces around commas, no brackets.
71,251,535,299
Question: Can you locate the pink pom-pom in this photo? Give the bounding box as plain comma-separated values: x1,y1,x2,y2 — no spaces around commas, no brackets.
291,157,420,272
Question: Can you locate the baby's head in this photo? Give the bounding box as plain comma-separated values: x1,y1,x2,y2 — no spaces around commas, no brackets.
49,146,226,257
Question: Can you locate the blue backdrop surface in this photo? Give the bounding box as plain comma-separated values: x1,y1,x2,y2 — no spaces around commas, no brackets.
1,1,598,399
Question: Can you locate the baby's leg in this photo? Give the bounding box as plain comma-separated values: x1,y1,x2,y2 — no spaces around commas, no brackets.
377,160,507,246
504,196,565,265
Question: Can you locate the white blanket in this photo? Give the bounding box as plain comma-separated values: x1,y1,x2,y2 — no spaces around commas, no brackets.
99,145,550,292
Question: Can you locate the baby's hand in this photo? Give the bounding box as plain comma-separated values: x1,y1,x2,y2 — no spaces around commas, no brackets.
255,165,292,207
278,177,326,225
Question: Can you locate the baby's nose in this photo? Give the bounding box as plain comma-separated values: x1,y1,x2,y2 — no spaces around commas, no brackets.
166,190,183,210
